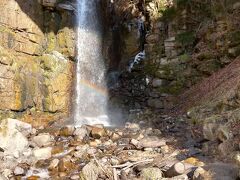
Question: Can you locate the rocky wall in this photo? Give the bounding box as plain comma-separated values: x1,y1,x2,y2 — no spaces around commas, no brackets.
0,0,75,123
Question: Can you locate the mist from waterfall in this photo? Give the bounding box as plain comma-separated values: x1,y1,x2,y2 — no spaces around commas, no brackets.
74,0,110,126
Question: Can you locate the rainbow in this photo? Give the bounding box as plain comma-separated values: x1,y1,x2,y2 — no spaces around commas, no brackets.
79,79,108,96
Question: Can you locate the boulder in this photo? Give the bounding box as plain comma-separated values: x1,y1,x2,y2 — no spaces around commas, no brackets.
0,119,31,155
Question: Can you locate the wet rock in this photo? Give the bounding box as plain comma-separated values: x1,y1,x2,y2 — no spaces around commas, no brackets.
140,167,163,180
80,161,100,180
139,136,166,148
0,119,31,155
14,166,25,176
59,126,75,137
32,133,53,147
33,147,52,160
91,127,106,139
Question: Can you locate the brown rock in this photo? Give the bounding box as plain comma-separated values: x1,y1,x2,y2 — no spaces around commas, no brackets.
58,156,74,172
91,127,106,139
27,176,40,180
59,126,75,137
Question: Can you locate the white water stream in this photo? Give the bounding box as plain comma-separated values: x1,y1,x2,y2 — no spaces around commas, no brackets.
74,0,110,126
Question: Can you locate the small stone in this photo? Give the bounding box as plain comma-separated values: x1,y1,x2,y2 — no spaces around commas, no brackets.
70,175,80,180
23,148,32,157
32,133,53,147
80,161,100,180
89,140,101,147
59,126,75,136
27,176,40,180
140,167,163,180
33,147,52,160
152,78,163,87
218,141,234,156
73,127,88,140
14,166,24,176
144,148,154,151
193,167,212,180
87,148,97,155
0,174,7,180
111,133,121,141
161,145,169,153
91,127,106,139
139,136,166,148
48,159,59,170
130,139,140,147
233,152,240,166
125,122,140,130
58,156,74,172
2,169,12,178
51,146,64,155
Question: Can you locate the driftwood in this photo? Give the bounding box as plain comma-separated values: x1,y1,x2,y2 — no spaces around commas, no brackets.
165,162,185,177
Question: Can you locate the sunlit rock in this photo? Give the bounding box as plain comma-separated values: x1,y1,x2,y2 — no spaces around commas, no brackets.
0,119,31,155
33,147,52,160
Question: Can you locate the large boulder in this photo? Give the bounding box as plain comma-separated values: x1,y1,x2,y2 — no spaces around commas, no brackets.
0,119,32,155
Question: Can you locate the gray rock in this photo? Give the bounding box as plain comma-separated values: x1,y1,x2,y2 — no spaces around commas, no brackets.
14,166,24,175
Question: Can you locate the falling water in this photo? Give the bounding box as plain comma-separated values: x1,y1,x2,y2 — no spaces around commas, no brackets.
75,0,110,126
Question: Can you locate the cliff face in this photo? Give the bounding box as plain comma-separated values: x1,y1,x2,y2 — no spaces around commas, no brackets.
0,0,75,124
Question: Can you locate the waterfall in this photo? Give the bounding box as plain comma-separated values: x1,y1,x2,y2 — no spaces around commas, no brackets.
75,0,110,126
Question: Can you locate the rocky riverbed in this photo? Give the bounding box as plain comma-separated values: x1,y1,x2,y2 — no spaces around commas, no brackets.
0,118,239,180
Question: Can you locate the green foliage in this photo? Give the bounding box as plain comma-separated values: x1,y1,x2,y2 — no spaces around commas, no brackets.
176,31,195,47
179,53,191,62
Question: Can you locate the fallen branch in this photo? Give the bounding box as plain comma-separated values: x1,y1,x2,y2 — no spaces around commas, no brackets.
112,159,154,172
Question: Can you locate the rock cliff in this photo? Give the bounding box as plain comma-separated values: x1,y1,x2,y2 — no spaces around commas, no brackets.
0,0,75,123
